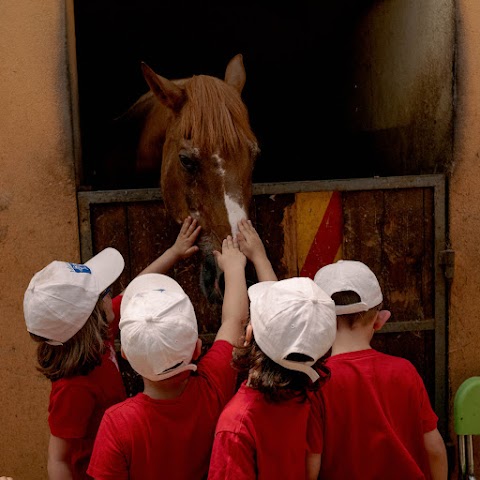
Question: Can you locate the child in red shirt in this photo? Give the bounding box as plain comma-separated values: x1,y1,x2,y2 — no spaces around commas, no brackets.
208,276,337,480
308,260,448,480
87,219,276,480
24,216,201,479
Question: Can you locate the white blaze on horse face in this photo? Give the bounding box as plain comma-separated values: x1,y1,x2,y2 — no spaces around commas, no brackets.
225,194,247,237
213,154,247,237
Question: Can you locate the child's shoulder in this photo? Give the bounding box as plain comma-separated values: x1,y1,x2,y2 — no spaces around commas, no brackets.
102,394,142,418
375,350,417,367
49,374,103,407
372,351,424,386
200,339,234,362
329,349,419,374
51,373,93,390
197,339,234,372
193,340,237,395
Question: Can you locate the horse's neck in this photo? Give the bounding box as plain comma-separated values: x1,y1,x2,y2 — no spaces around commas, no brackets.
122,92,171,172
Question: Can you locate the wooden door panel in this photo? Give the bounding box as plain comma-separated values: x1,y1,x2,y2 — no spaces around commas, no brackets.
79,175,446,431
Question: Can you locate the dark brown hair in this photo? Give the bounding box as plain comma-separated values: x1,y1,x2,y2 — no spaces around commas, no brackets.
29,299,110,381
232,336,331,403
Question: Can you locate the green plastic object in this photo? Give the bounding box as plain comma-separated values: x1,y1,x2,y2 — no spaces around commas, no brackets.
455,377,480,435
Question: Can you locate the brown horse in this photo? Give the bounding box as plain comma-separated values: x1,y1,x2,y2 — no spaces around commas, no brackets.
122,54,259,302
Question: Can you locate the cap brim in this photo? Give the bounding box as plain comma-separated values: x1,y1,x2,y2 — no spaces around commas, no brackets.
84,247,125,294
121,273,186,316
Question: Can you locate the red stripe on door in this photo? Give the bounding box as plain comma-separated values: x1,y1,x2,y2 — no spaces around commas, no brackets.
300,191,343,279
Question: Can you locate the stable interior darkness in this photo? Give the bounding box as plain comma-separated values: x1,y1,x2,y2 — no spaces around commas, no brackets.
74,1,383,190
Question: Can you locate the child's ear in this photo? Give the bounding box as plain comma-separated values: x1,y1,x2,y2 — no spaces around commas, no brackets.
244,323,253,346
120,347,127,360
192,338,203,361
373,310,391,331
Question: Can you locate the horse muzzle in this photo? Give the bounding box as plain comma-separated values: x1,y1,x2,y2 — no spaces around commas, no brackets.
199,252,224,304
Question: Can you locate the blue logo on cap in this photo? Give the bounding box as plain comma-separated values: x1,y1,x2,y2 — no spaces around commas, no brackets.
68,263,92,274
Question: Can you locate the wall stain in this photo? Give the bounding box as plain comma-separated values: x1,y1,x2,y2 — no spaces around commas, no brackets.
0,191,12,212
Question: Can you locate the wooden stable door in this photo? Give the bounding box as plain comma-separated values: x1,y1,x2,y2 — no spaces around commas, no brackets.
78,174,448,435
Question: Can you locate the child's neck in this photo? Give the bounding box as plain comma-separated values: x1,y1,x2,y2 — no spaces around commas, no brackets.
142,372,190,399
331,327,373,356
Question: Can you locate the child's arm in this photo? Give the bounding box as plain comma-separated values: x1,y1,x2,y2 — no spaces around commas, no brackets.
47,434,74,480
137,216,201,276
237,219,277,281
306,453,321,480
423,429,448,480
116,217,200,299
306,392,323,480
212,235,248,346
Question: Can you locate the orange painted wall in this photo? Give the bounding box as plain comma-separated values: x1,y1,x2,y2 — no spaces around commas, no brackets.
0,1,80,478
1,1,480,478
450,1,480,476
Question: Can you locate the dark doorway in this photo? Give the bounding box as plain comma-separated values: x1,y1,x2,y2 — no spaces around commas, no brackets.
74,1,380,190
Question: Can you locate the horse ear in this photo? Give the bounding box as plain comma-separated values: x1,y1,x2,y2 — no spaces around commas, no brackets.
224,54,246,94
141,62,186,112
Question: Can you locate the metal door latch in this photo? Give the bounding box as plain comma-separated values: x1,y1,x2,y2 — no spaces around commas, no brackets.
439,249,455,280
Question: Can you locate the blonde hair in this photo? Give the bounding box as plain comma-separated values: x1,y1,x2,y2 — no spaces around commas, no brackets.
30,299,110,381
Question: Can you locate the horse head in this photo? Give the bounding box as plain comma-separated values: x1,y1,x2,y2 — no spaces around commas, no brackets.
134,55,259,303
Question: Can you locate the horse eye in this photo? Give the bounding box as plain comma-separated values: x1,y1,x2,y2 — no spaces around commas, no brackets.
179,153,198,172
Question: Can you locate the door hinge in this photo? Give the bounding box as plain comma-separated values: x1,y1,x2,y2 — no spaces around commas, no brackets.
439,249,455,280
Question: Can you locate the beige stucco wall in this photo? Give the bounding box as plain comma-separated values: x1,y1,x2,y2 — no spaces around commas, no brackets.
0,1,80,478
450,0,480,475
1,0,480,478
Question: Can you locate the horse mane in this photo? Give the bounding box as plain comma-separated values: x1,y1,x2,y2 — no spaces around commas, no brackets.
179,75,258,157
117,91,155,123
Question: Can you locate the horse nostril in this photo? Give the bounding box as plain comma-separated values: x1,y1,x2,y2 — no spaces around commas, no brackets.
200,254,223,304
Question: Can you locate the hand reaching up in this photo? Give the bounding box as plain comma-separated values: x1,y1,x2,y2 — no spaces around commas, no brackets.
136,216,202,276
237,219,277,281
170,216,202,260
213,235,248,345
213,235,246,274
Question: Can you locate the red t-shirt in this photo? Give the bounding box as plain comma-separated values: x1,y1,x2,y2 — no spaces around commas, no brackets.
309,349,438,480
87,339,237,480
48,295,127,480
208,381,315,480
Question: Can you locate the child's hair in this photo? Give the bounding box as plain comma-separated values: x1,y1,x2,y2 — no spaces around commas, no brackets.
332,290,380,328
232,335,331,403
29,299,110,381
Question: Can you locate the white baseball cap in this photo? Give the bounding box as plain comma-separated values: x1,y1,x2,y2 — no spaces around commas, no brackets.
119,273,198,382
23,248,125,344
313,260,383,315
248,277,336,382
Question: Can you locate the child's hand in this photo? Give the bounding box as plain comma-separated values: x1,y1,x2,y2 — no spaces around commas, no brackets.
213,235,246,273
237,219,277,281
237,219,267,264
170,216,202,260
